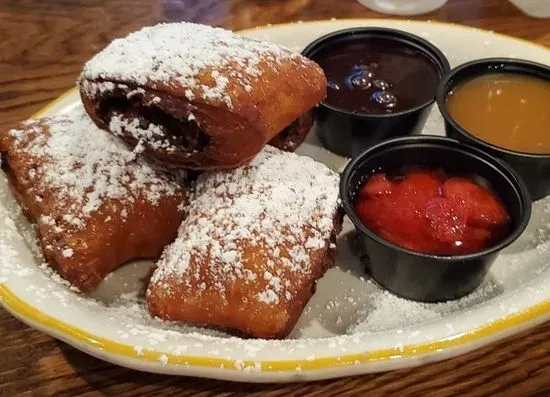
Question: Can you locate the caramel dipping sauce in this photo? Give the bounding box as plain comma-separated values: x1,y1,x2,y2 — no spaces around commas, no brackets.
447,73,550,154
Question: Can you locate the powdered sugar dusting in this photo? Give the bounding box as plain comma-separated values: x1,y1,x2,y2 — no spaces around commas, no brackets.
347,281,502,334
6,110,182,234
150,146,340,304
0,172,549,365
109,113,176,154
80,22,304,108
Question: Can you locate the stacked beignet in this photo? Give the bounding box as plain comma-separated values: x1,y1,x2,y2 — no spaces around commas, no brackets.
147,146,342,338
1,22,342,339
0,111,186,291
78,22,326,170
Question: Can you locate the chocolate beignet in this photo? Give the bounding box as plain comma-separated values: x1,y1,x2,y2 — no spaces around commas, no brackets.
269,111,314,152
146,146,342,339
0,111,187,291
78,22,326,170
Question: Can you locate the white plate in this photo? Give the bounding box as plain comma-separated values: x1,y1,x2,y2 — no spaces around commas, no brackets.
1,19,549,383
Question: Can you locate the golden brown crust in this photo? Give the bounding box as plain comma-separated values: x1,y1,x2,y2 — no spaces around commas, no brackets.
269,110,315,152
0,114,186,291
146,213,342,339
78,23,326,170
145,147,342,339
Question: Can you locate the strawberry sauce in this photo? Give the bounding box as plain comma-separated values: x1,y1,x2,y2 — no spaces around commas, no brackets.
354,169,511,255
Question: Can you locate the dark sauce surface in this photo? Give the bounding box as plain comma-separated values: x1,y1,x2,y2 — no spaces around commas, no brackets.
315,39,441,114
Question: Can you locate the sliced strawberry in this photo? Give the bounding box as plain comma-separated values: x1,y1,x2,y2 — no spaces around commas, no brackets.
443,177,511,228
354,170,510,256
398,170,442,209
360,173,392,198
355,194,428,248
425,197,467,244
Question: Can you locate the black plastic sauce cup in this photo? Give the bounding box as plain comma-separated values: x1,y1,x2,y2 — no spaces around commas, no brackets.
302,27,450,158
340,136,531,302
436,57,550,201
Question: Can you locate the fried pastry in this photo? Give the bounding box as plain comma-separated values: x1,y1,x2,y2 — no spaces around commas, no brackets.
0,111,186,291
78,22,326,170
269,111,314,152
146,146,342,339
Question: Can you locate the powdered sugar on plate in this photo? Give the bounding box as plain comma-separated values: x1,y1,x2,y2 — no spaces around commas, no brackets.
347,281,502,334
1,119,548,352
0,166,549,363
79,22,305,108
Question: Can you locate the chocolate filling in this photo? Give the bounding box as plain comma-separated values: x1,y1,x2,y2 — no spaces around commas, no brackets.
97,87,210,154
269,111,314,152
92,83,311,158
0,151,8,173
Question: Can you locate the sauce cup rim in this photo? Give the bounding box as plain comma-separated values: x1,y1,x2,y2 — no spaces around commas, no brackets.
436,57,550,159
339,135,532,261
302,26,451,119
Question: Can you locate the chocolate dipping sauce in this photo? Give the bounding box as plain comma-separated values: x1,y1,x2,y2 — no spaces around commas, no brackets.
315,39,441,114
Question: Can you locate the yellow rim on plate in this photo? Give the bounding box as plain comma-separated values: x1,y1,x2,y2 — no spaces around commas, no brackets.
31,88,79,118
2,19,550,373
1,284,548,370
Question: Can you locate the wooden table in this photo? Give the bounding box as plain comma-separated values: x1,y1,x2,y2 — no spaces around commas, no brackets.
1,0,549,395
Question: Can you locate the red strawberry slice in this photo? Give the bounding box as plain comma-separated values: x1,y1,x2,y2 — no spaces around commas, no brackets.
360,173,392,198
355,193,428,249
443,177,510,228
398,170,442,209
425,197,468,244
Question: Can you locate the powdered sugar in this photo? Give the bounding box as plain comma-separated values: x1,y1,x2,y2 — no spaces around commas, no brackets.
80,22,304,108
150,146,340,305
347,281,502,334
6,110,182,234
0,180,549,361
62,248,74,258
108,113,176,154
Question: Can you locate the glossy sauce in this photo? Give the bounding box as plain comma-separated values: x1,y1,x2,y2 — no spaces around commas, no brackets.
315,39,440,114
354,169,511,255
447,73,550,154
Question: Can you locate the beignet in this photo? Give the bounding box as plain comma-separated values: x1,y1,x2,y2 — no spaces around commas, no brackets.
0,111,186,291
146,146,342,339
269,111,314,152
78,22,326,170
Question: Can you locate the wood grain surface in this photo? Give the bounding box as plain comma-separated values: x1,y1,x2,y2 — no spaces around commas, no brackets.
0,0,549,395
